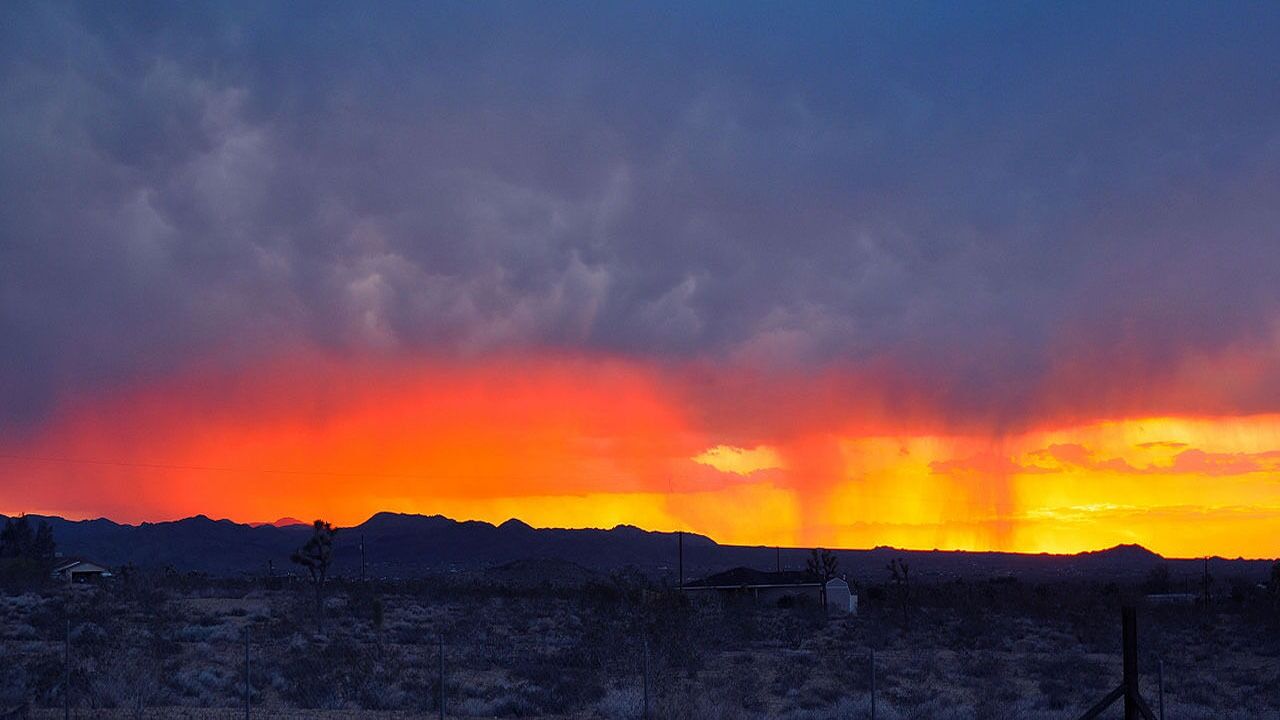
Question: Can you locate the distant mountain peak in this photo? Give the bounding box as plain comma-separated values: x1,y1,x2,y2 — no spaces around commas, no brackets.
498,518,533,531
356,511,455,531
1087,543,1163,560
248,517,308,528
181,514,231,525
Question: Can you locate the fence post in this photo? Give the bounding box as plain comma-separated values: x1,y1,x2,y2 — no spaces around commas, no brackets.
1122,606,1138,720
244,626,251,720
1157,658,1164,720
642,638,650,720
64,618,70,720
869,648,876,720
1075,607,1154,720
438,635,445,720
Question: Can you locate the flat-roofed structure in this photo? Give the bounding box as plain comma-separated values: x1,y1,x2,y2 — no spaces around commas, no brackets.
682,568,857,615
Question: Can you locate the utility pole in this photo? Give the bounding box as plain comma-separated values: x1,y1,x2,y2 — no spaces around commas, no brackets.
677,531,684,589
776,546,781,573
438,635,445,720
1202,556,1211,608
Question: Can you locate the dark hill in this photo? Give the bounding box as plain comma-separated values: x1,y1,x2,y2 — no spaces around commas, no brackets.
3,512,1270,584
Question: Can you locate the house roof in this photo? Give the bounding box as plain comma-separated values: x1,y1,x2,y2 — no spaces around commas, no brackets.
685,567,852,590
685,567,817,588
53,559,110,574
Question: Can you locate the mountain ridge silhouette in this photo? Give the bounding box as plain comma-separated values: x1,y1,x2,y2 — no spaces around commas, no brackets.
4,511,1269,582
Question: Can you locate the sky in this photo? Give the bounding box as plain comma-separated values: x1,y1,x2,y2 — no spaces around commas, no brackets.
3,3,1280,557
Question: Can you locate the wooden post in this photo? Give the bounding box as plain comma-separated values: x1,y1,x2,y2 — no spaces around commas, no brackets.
64,618,70,720
438,635,445,720
1076,607,1155,720
869,648,876,720
1122,606,1138,720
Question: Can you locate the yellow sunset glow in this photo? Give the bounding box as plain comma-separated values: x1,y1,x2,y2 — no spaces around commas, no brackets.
692,444,785,476
5,357,1280,559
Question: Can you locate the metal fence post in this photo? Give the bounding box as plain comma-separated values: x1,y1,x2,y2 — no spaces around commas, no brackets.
64,618,70,720
244,626,251,720
642,638,650,720
869,648,876,720
1122,606,1138,720
1157,658,1165,720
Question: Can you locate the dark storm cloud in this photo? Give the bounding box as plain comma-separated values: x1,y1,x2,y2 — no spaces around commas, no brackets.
3,2,1280,428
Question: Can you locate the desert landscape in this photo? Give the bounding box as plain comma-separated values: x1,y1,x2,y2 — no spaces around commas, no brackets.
5,552,1280,719
6,3,1280,718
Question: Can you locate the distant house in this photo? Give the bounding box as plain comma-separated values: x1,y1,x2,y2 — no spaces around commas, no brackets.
51,559,113,584
1145,592,1198,606
682,568,858,615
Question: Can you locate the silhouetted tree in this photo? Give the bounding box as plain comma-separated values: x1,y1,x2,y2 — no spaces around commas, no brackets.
807,548,838,609
1144,563,1172,594
292,520,338,631
887,557,911,630
0,515,33,558
32,521,55,562
0,516,56,588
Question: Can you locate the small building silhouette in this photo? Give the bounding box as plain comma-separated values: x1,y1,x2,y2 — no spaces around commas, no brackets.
682,568,858,615
51,559,112,584
825,577,857,614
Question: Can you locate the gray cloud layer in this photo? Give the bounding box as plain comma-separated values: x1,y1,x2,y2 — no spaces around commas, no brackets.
3,2,1280,428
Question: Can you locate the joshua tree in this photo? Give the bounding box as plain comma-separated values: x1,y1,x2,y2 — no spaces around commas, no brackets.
887,557,911,629
291,520,337,631
807,548,839,608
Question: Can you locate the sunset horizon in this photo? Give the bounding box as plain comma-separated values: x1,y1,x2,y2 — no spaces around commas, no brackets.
6,4,1280,563
7,349,1280,559
6,5,1280,717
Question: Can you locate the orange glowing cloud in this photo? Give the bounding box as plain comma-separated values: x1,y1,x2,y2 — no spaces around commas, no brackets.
5,353,1280,558
692,445,784,476
1,355,707,524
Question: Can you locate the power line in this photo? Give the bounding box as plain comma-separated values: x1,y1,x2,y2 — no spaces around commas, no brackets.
0,452,473,482
0,453,699,494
